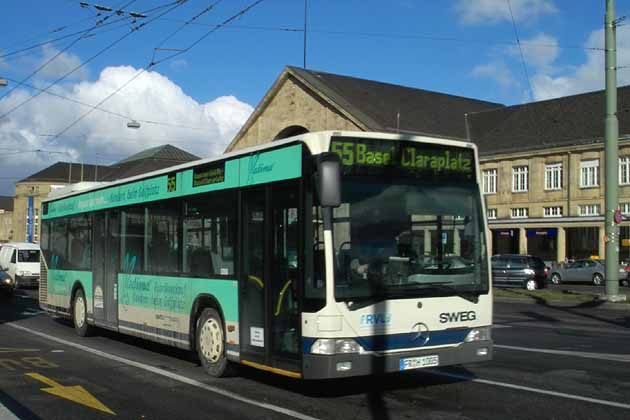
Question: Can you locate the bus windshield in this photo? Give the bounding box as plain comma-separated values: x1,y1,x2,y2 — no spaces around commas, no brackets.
333,179,489,302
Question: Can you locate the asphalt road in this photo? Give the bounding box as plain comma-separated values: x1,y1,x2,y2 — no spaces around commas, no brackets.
1,288,629,420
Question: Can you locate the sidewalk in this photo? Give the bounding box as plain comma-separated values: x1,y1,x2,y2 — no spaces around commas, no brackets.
494,295,630,311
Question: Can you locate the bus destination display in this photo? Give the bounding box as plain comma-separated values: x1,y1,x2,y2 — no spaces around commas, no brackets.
193,161,225,187
330,137,474,179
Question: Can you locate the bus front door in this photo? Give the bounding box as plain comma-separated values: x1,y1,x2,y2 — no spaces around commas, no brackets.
240,184,301,376
92,211,120,329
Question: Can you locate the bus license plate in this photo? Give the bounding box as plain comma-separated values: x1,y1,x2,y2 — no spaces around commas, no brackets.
399,355,439,371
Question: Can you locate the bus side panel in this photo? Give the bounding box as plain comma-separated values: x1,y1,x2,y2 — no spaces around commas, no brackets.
189,279,240,357
46,269,93,317
117,274,238,351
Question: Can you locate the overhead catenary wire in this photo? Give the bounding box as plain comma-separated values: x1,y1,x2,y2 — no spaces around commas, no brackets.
0,0,189,122
0,0,139,105
0,76,208,131
0,11,102,53
155,18,606,52
47,0,266,144
506,0,534,102
0,1,183,62
152,0,265,66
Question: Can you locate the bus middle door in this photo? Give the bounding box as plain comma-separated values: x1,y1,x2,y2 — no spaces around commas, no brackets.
92,211,120,329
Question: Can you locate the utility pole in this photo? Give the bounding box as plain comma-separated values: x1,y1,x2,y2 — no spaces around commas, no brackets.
604,0,625,301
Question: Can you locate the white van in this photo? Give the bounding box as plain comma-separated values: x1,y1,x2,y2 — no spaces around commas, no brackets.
0,242,41,287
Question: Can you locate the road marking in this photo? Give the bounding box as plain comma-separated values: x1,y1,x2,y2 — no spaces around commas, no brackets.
0,347,40,353
9,323,320,420
493,321,630,336
495,344,630,363
491,324,511,329
26,372,115,415
427,370,630,410
0,401,20,420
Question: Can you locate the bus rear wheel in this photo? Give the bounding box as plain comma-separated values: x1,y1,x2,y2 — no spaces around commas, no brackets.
72,288,92,337
196,307,232,377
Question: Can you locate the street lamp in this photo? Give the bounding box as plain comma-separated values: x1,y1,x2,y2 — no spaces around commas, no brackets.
127,120,141,129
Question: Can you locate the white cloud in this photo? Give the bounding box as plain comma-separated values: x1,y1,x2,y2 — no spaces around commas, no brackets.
455,0,557,24
37,44,88,81
472,61,519,90
0,65,253,195
531,25,630,100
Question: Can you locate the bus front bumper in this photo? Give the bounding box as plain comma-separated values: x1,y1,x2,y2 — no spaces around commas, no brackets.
302,340,493,379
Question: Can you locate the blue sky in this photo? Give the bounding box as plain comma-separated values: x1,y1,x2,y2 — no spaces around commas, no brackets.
0,0,629,195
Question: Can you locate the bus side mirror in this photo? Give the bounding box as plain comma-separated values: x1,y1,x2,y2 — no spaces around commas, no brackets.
317,152,341,208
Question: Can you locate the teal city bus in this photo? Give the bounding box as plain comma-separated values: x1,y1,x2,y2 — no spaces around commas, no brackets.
40,131,493,379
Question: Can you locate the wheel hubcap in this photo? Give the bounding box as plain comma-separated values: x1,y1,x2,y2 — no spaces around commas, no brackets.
526,280,536,291
199,318,223,363
595,276,602,285
75,296,85,328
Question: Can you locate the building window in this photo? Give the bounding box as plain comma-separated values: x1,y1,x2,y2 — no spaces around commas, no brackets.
620,157,630,185
543,206,563,217
487,208,497,220
511,208,528,219
482,169,497,194
578,204,600,216
544,163,562,190
580,160,599,188
621,203,630,215
512,166,528,192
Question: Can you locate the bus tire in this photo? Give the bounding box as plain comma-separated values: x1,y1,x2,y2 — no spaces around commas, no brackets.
196,307,232,377
72,288,92,337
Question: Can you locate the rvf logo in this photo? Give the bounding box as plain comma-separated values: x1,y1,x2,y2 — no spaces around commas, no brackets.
360,313,392,327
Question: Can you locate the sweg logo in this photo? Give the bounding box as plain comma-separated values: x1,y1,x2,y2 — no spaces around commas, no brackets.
439,311,476,323
360,313,392,327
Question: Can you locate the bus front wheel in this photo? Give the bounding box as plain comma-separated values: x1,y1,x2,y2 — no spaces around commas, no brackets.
72,289,92,337
196,307,232,377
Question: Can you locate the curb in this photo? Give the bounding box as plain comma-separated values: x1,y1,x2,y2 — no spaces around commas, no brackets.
494,296,630,311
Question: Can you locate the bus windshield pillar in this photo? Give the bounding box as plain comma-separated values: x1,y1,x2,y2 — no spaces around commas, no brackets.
322,207,336,306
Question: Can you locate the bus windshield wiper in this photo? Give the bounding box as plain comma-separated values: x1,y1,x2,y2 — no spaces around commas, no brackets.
386,281,480,303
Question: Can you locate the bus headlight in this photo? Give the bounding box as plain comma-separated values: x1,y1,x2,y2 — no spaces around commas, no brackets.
310,338,364,355
465,327,491,342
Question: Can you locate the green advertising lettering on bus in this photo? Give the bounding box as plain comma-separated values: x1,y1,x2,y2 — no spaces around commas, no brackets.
43,144,302,219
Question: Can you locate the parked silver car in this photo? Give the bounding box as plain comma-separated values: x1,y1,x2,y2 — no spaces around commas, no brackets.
549,259,629,286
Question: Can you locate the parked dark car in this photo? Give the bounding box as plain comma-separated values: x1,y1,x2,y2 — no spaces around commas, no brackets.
550,259,629,286
491,254,547,290
0,270,15,296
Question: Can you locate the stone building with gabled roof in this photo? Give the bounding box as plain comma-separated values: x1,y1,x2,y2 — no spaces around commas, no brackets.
11,144,200,243
226,66,503,152
226,65,630,265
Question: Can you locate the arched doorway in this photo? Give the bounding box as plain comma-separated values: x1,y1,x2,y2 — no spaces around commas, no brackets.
274,125,309,140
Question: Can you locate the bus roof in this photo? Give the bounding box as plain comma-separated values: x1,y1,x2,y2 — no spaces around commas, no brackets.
42,130,476,204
